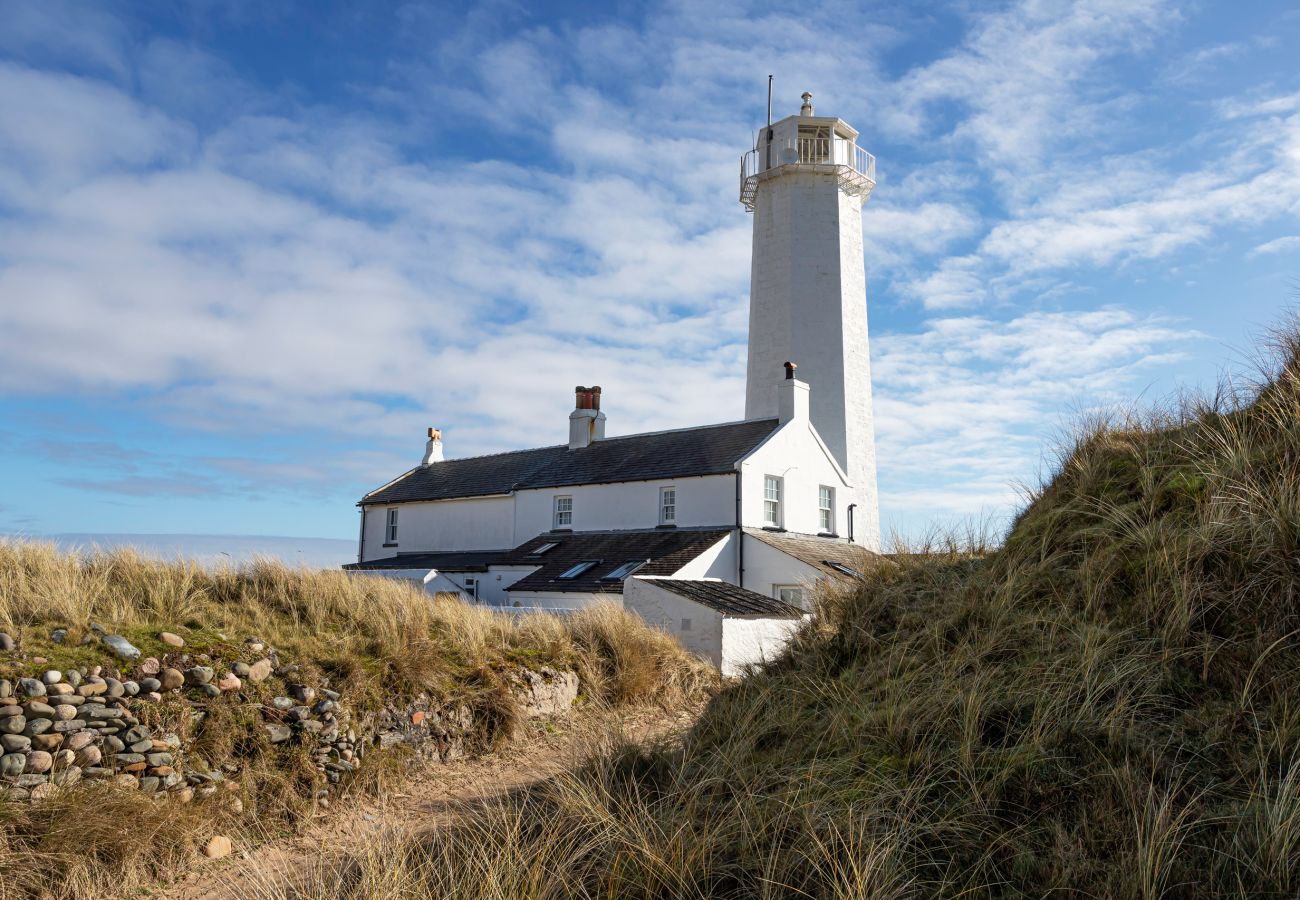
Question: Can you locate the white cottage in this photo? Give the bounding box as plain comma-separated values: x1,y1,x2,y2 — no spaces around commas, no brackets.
346,91,881,627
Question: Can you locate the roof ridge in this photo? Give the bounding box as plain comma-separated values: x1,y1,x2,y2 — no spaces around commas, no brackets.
595,416,778,444
435,417,777,462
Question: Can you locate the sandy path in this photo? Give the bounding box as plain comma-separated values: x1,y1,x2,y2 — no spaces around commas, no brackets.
162,702,699,900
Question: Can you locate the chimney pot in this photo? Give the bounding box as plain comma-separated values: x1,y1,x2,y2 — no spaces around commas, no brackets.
569,385,607,449
784,361,797,380
800,92,814,116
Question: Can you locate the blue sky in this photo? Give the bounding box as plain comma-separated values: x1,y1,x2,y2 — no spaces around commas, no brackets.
1,0,1298,543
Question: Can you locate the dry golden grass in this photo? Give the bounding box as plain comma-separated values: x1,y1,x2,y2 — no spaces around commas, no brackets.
0,546,716,899
254,319,1300,898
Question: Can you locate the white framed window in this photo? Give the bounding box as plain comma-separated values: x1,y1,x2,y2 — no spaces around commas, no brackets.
463,577,478,599
558,560,598,579
763,476,782,527
602,560,646,581
818,486,834,533
553,495,573,528
385,508,399,543
659,486,676,524
776,586,804,606
681,618,692,632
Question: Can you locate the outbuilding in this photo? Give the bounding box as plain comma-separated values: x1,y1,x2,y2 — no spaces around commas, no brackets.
623,576,808,677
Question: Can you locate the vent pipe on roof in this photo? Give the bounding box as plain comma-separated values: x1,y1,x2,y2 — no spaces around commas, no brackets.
800,91,814,116
569,386,606,450
422,427,444,465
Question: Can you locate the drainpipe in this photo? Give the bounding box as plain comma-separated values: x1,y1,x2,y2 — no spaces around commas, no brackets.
356,505,366,564
847,503,856,544
735,470,745,589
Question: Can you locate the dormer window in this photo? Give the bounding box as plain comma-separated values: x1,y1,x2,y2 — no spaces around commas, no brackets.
558,560,599,580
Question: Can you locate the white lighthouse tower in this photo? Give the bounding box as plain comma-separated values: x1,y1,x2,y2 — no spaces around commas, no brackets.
741,91,881,550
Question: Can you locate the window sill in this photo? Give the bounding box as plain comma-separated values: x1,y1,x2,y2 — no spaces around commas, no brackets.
550,528,573,533
382,542,399,548
655,523,677,529
761,526,786,532
817,532,840,539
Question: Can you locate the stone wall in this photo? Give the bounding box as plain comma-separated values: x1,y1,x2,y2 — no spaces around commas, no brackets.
0,631,579,804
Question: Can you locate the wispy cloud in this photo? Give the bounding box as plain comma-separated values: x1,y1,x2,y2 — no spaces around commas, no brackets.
0,1,1294,537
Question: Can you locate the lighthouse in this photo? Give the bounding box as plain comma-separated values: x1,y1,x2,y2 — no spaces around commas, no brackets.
740,91,881,550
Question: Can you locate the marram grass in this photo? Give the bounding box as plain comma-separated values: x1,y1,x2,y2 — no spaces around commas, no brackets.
268,320,1300,898
0,546,715,899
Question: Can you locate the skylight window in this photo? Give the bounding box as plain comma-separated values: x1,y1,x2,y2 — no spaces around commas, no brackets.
529,542,560,557
557,560,599,579
823,561,861,578
602,560,646,581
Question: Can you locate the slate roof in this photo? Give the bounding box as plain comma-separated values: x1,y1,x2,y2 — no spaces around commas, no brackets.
342,550,507,572
499,528,731,594
743,528,877,581
361,419,779,505
641,579,804,618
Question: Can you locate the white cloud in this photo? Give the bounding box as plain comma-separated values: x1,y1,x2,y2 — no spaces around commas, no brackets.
872,308,1200,535
1249,235,1300,258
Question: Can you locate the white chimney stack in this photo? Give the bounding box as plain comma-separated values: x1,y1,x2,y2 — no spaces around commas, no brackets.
422,427,444,465
569,386,606,450
777,361,809,424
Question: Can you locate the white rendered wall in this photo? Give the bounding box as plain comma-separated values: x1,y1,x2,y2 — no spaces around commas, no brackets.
623,578,725,668
744,167,880,550
502,590,603,612
360,496,515,561
511,474,734,541
720,616,807,677
671,533,736,581
739,419,851,538
740,534,824,608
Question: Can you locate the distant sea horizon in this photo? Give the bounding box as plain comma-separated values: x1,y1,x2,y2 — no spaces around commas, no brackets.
4,532,357,570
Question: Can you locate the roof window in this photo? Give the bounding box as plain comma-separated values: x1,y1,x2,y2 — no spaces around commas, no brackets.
823,560,861,578
530,542,560,557
557,560,600,579
601,560,646,581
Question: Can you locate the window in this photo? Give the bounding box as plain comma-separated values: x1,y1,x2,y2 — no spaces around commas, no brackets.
557,560,599,579
824,561,861,579
659,487,676,524
818,486,834,533
385,508,399,544
681,618,692,632
776,586,804,606
763,476,782,527
602,560,646,581
553,495,573,529
529,541,560,557
463,577,478,599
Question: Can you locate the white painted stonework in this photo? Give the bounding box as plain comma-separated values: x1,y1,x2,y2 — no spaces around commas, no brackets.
744,110,881,550
623,577,807,677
